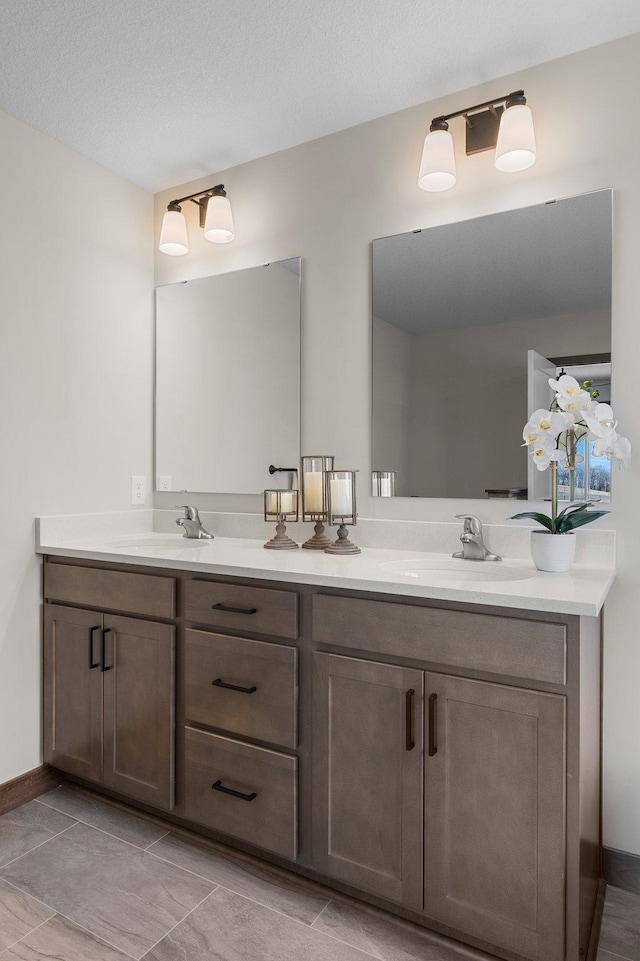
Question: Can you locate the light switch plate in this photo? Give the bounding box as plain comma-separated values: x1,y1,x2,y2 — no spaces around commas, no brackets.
131,475,146,505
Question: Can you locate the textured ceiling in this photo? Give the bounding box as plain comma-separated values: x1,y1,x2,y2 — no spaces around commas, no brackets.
1,2,640,191
372,190,612,333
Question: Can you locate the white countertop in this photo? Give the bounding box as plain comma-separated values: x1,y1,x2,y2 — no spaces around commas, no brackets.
36,529,615,617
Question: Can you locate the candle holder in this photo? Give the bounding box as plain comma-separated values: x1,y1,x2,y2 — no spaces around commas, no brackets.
325,470,360,555
301,455,334,549
263,490,299,550
371,470,397,497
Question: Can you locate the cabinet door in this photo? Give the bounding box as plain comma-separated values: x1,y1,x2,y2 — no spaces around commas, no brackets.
424,673,565,961
312,652,423,909
102,615,175,811
43,605,103,783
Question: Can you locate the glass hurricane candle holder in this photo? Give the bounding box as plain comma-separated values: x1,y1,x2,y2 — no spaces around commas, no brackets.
325,470,360,555
263,489,299,550
371,470,397,497
301,455,334,549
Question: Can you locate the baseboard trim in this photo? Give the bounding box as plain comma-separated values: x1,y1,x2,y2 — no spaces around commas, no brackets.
586,878,606,961
603,845,640,896
0,764,64,816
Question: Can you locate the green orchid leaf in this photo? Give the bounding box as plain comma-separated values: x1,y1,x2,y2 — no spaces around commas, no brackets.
558,511,609,533
555,502,593,522
509,511,555,533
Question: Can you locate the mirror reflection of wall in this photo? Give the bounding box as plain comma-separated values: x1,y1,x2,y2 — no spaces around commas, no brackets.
155,258,301,494
372,190,612,500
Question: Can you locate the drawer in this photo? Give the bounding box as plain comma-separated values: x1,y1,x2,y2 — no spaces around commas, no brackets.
44,563,176,620
184,580,298,639
185,630,298,749
312,594,567,685
184,727,297,859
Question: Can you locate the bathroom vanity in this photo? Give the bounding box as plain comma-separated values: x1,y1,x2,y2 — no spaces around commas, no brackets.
38,527,612,961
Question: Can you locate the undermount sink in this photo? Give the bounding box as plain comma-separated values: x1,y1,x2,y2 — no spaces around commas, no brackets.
380,557,534,585
107,536,209,551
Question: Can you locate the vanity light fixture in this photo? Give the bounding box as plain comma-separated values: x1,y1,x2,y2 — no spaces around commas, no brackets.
418,90,536,192
159,184,235,256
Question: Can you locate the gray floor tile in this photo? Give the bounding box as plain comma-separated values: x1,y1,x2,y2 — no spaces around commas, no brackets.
0,822,214,960
0,801,75,869
37,786,168,849
1,914,133,961
146,886,375,961
312,898,470,961
597,950,634,961
148,833,329,925
599,886,640,961
0,880,54,952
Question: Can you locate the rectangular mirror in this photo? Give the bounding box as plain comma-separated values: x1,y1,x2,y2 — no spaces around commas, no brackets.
155,258,301,494
372,190,612,500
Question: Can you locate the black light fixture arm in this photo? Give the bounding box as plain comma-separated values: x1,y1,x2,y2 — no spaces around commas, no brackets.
165,184,227,228
432,90,525,128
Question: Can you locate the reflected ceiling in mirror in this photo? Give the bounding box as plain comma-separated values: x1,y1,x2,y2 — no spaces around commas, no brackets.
156,258,301,494
372,190,612,501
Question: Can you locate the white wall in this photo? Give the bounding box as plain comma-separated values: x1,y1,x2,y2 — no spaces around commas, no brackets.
0,109,153,783
154,33,640,856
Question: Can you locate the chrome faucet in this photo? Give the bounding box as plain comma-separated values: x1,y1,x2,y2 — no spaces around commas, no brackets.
453,515,501,561
175,505,214,539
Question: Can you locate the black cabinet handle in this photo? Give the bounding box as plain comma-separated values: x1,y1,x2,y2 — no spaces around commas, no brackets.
405,689,415,751
88,626,101,669
101,629,113,672
212,678,257,694
212,603,258,616
212,779,257,802
428,693,438,756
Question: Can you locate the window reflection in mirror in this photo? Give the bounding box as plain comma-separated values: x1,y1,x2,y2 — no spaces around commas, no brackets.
371,190,612,501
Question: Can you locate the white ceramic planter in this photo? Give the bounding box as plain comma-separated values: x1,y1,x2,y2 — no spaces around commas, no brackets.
530,531,576,573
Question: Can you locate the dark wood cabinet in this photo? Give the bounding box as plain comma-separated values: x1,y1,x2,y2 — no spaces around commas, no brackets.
43,602,175,811
43,605,102,783
312,652,424,909
102,614,175,811
423,672,566,961
42,557,602,961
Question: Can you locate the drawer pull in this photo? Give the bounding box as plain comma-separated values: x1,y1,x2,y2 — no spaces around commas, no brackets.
101,628,113,672
212,779,257,802
405,688,415,751
212,678,258,694
88,626,101,670
428,692,438,756
212,603,258,616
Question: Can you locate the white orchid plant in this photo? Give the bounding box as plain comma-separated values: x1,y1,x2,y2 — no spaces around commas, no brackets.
511,373,631,533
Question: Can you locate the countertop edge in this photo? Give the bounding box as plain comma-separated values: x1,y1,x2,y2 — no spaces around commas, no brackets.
37,543,613,618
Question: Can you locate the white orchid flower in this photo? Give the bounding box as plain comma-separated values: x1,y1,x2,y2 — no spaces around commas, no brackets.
532,445,563,472
583,403,617,439
522,409,570,446
548,374,592,415
593,431,632,468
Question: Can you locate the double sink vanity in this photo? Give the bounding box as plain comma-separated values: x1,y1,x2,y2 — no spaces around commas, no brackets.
37,511,614,961
36,182,617,961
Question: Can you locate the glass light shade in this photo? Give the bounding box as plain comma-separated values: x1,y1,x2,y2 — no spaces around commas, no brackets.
494,103,537,172
204,195,235,244
159,209,189,256
418,128,456,192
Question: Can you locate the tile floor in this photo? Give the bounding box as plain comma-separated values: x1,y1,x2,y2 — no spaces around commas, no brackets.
0,786,636,960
